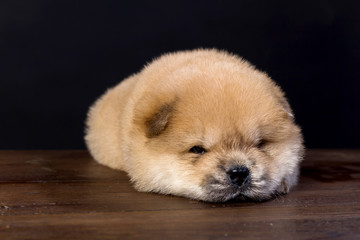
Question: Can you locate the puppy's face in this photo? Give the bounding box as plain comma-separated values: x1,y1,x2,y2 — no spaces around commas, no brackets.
132,72,303,202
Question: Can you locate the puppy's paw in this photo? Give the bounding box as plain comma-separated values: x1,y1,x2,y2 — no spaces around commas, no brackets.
275,178,290,195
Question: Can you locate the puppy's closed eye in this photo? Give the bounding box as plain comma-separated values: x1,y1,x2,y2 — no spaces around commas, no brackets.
256,139,266,149
189,146,207,155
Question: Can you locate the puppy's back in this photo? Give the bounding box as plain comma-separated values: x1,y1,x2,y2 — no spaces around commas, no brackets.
85,75,139,170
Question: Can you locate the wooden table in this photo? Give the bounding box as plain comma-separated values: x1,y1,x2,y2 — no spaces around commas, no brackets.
0,150,359,240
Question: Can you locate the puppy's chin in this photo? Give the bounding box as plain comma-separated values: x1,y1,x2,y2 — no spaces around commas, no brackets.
202,179,254,202
201,173,278,203
202,180,284,203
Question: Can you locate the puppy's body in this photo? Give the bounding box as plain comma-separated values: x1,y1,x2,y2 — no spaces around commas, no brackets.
85,49,304,202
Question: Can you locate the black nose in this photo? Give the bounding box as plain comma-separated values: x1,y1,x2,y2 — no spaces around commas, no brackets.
227,166,250,186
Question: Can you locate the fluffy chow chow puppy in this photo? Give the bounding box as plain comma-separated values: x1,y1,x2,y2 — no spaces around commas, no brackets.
85,49,304,202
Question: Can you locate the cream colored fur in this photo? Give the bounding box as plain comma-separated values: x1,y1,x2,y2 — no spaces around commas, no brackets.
85,49,304,202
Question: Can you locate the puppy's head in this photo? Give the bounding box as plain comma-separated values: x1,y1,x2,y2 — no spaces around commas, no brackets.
130,54,303,202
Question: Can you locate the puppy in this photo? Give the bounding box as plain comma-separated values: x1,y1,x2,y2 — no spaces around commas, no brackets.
85,49,304,202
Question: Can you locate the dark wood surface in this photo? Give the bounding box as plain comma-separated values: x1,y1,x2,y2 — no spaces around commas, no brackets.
0,150,359,240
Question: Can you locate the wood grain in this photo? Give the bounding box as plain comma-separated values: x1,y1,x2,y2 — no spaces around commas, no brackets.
0,150,359,239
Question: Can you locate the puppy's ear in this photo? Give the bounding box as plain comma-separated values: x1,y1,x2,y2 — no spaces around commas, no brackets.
133,93,176,138
278,97,294,119
272,85,294,119
145,102,174,138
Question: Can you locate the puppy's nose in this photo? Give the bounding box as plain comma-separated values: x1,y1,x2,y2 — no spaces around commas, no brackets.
227,166,250,186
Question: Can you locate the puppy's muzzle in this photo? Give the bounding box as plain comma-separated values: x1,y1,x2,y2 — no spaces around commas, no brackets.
227,166,251,187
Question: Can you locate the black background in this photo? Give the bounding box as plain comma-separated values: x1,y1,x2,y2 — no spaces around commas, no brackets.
1,0,359,149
